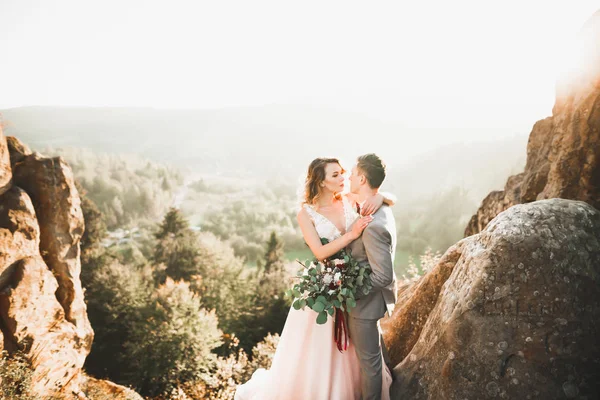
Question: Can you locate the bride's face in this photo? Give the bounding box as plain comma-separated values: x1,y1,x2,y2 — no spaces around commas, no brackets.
321,163,345,194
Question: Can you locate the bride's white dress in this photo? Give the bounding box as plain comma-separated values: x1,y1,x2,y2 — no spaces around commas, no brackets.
235,196,392,400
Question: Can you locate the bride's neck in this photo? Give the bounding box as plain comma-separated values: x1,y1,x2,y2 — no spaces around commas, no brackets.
316,192,337,208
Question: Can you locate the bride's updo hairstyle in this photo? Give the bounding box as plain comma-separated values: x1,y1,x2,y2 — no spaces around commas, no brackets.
303,157,345,205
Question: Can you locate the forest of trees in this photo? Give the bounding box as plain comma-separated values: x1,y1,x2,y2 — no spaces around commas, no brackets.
44,146,184,229
80,186,293,398
196,185,306,264
394,186,477,257
41,143,519,275
186,179,477,274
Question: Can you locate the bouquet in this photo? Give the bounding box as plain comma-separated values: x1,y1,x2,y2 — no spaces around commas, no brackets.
285,238,372,351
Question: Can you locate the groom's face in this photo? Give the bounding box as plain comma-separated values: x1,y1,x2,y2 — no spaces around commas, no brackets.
349,165,362,194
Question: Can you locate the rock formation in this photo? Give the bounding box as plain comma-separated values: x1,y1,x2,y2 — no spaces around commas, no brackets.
0,128,10,197
386,199,600,399
464,11,600,237
0,127,141,399
383,11,600,399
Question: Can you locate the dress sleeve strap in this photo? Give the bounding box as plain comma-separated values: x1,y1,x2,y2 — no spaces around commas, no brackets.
303,203,318,222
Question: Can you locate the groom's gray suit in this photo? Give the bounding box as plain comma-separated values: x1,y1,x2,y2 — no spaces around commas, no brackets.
348,204,397,400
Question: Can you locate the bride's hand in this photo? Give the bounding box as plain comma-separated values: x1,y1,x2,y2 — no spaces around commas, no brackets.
360,193,384,216
350,215,373,239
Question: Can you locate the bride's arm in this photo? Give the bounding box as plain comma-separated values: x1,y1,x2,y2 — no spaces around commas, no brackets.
380,191,397,206
345,192,397,216
297,208,372,261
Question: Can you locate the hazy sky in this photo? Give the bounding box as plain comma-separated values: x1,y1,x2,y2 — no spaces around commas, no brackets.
1,1,598,143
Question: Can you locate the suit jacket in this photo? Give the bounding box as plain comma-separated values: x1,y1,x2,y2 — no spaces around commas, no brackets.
348,204,398,319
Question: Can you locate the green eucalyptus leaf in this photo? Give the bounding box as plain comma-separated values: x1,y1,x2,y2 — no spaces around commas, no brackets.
312,302,325,313
316,311,328,324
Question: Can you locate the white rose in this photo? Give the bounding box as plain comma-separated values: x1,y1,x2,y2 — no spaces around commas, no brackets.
334,272,341,282
323,274,333,285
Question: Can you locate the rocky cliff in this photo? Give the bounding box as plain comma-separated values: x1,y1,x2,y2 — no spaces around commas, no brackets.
464,11,600,237
383,10,600,400
0,128,141,399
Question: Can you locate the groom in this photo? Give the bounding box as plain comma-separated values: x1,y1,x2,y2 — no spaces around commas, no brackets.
348,153,398,400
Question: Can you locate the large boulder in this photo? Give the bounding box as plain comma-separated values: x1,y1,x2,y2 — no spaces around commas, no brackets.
0,187,40,290
0,179,92,398
390,199,600,399
0,134,138,398
0,256,90,397
383,244,463,366
465,11,600,237
5,135,32,165
11,151,89,329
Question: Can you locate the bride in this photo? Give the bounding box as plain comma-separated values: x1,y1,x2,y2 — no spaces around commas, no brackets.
235,157,394,400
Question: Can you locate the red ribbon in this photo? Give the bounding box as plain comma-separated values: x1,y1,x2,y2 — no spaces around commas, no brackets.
334,309,349,352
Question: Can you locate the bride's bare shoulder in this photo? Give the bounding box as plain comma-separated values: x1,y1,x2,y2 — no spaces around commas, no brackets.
297,205,316,232
297,204,310,221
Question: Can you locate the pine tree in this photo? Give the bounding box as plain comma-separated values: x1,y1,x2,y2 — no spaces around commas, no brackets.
242,231,289,350
262,231,284,274
153,208,199,282
155,207,190,239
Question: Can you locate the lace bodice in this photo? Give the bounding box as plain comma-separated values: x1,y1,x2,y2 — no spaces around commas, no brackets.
303,196,359,242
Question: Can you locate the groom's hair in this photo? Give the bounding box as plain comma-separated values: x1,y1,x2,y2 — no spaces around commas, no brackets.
357,153,386,189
